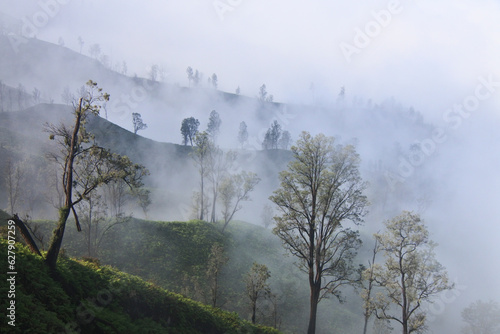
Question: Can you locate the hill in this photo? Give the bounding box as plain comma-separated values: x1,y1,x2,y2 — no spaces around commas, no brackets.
0,239,280,334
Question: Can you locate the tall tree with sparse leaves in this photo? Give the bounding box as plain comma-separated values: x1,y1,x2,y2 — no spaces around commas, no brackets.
367,211,453,334
270,131,369,334
42,81,149,270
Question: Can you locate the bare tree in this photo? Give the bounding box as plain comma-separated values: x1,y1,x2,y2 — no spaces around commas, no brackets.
219,171,260,232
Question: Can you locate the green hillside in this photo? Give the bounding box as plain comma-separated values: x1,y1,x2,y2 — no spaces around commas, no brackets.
0,239,280,334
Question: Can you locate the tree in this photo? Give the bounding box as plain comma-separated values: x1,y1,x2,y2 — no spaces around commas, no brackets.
206,243,229,308
207,148,236,223
132,112,148,135
361,239,379,334
461,300,500,334
194,70,201,86
261,204,274,229
219,171,260,232
207,110,222,142
186,66,194,87
211,73,218,89
77,36,84,53
61,86,74,105
258,84,273,103
238,121,248,147
148,64,159,82
32,87,41,104
245,262,271,324
236,86,240,95
368,211,452,334
270,131,369,334
42,80,148,270
192,131,213,220
88,43,101,59
278,130,292,150
262,121,281,150
181,117,200,146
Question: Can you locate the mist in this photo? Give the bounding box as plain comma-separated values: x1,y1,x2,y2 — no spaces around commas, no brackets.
1,0,500,333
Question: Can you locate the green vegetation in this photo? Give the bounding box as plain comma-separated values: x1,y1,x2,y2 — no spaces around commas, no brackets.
0,239,280,334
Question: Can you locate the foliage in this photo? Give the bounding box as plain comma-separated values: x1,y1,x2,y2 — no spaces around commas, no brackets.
219,171,260,232
181,117,200,146
262,121,282,150
461,300,500,334
367,211,453,334
132,112,147,135
245,262,271,324
270,131,368,334
43,80,148,269
207,110,222,142
238,121,249,147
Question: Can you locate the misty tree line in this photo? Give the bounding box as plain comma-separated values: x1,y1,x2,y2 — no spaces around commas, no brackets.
181,110,261,232
0,81,45,112
180,112,292,150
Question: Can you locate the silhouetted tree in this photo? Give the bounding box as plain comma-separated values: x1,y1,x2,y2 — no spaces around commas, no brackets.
211,73,218,89
181,117,200,146
262,121,281,150
132,112,148,135
207,110,222,142
238,121,248,147
186,66,194,87
278,130,291,150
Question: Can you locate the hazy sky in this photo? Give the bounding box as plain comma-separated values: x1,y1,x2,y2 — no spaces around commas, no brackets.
3,0,500,119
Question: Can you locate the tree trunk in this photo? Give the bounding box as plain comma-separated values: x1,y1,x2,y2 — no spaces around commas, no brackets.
308,282,320,334
200,173,204,220
251,299,256,324
11,215,42,257
45,98,83,270
45,207,70,269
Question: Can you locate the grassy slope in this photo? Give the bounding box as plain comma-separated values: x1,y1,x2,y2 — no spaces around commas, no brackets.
0,239,280,334
19,218,362,333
